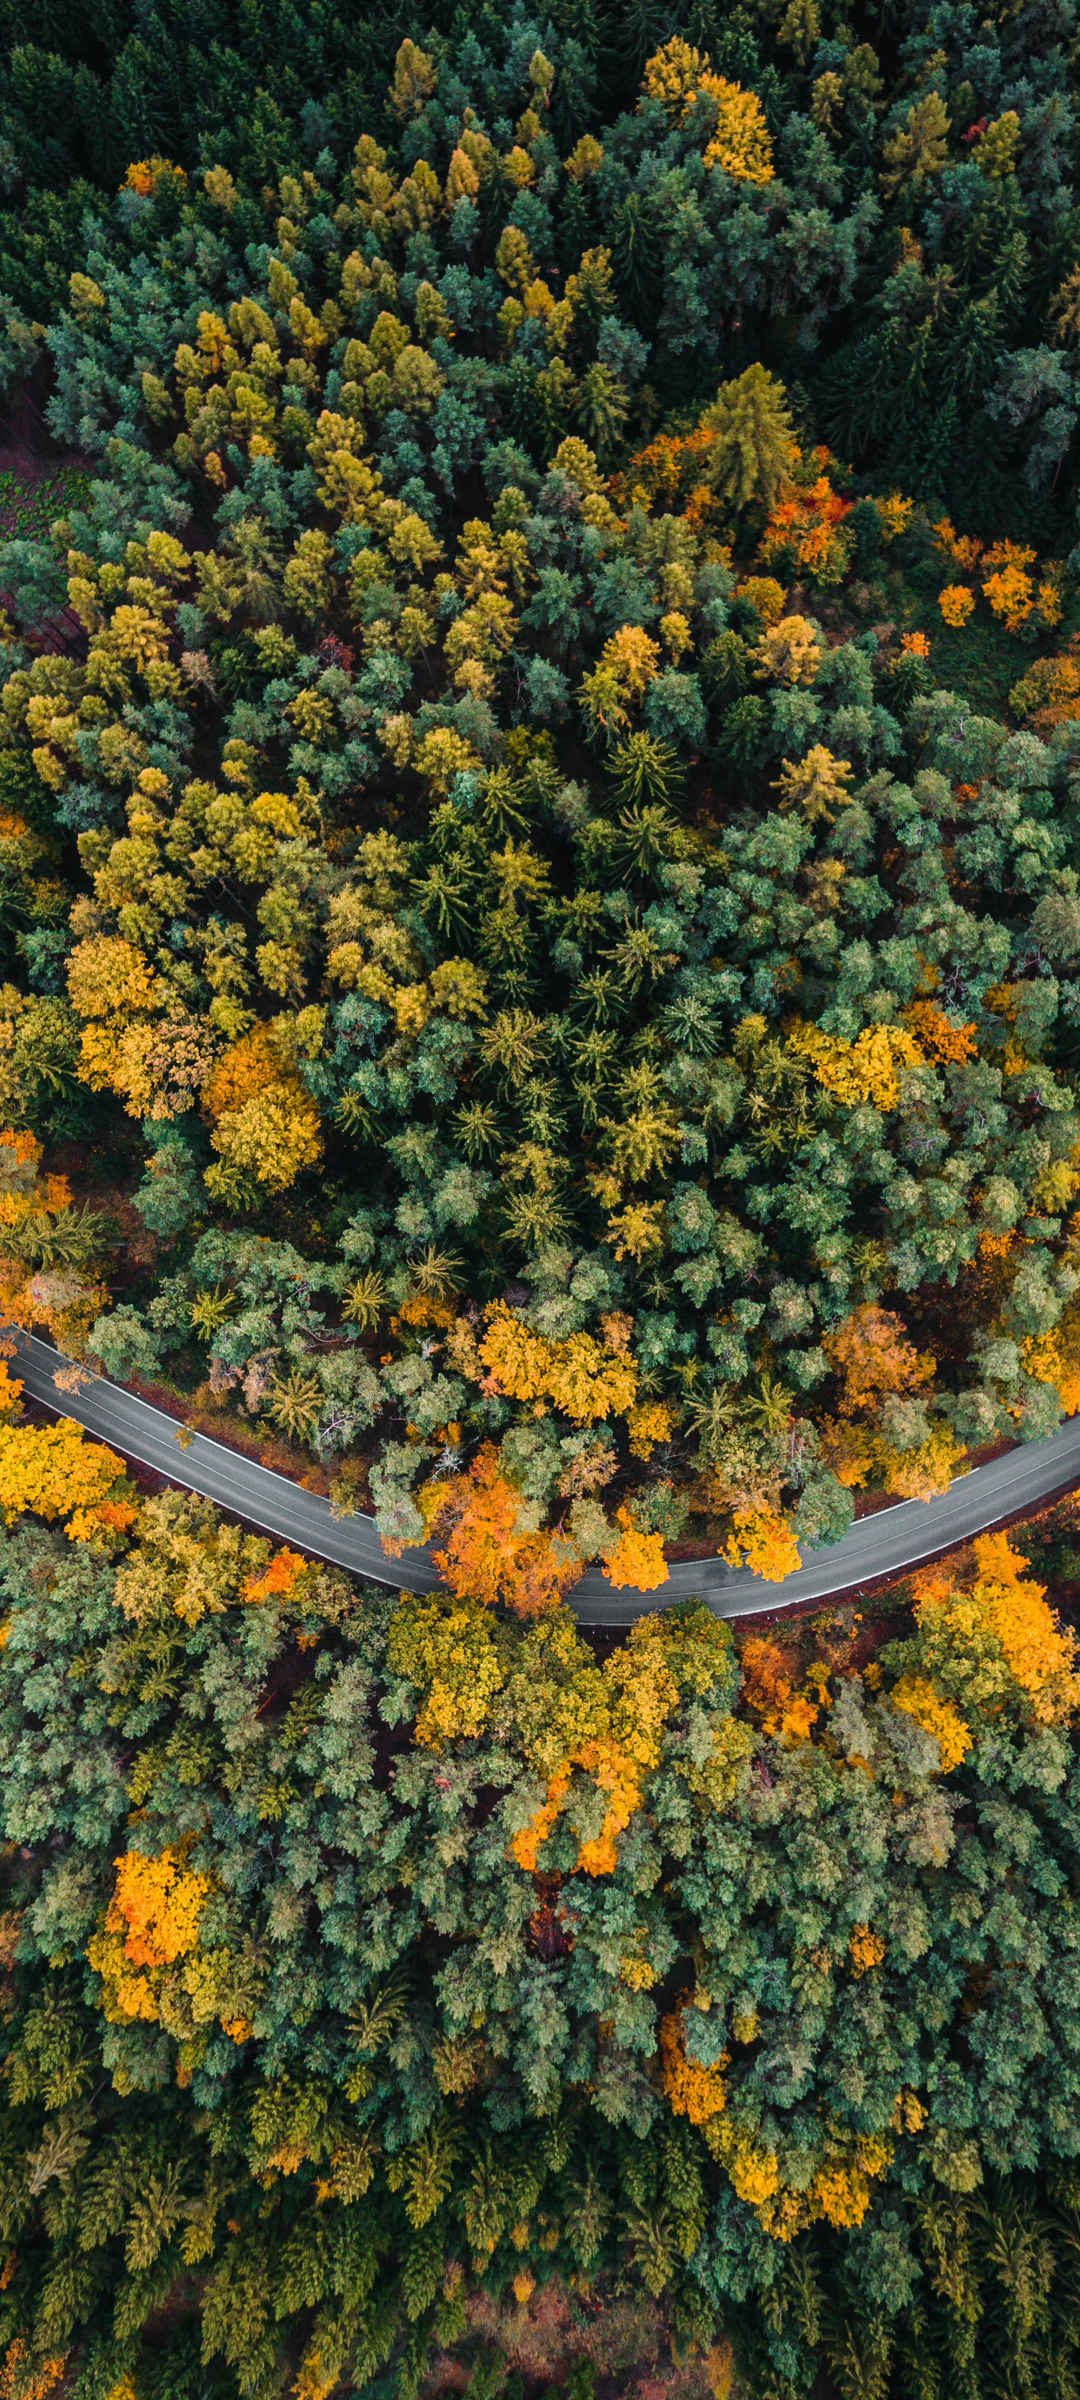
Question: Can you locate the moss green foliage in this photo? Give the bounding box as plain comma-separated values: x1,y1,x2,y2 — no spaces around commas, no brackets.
3,26,1080,1585
3,1,1080,2388
0,0,1077,533
1,1494,1080,2394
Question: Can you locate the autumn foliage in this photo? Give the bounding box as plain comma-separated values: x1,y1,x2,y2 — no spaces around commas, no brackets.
422,1445,579,1615
241,1545,310,1604
0,1419,135,1541
88,1845,211,2024
602,1504,669,1592
825,1304,932,1417
0,1128,107,1352
203,1025,322,1192
475,1304,639,1424
3,1450,1080,2387
905,1531,1080,1728
6,0,1080,2387
642,40,774,184
724,1505,802,1584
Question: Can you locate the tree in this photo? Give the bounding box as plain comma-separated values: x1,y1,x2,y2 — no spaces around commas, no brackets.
603,1505,668,1591
342,1270,387,1330
641,40,773,183
88,1844,212,2026
825,1306,933,1417
724,1504,801,1582
87,1303,163,1383
423,1446,579,1616
0,1418,135,1540
0,1128,108,1351
701,367,797,516
897,1531,1080,1728
132,1128,202,1241
880,93,950,199
774,746,854,824
203,1029,322,1194
475,1306,639,1426
266,1367,322,1441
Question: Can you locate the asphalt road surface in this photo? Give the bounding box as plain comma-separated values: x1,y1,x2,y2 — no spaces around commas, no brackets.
10,1326,1080,1625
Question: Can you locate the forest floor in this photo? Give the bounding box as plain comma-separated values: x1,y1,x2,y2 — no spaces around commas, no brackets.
0,393,92,648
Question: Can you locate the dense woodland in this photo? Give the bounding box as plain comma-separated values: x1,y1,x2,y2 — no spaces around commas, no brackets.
4,1411,1080,2397
4,0,1080,2390
3,10,1080,1589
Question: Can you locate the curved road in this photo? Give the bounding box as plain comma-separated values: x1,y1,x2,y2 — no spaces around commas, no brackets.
9,1326,1080,1626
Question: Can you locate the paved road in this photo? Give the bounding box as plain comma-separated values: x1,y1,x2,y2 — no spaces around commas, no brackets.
9,1327,1080,1625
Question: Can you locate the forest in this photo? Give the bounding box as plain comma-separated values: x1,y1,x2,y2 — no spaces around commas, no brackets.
5,1404,1080,2398
1,1,1080,1592
2,0,1080,2388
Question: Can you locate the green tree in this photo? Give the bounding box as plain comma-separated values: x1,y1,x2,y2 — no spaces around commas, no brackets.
701,365,796,514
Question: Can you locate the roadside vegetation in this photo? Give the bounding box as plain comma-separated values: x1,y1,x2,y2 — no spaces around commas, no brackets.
4,0,1080,2387
3,22,1080,1598
4,1406,1080,2397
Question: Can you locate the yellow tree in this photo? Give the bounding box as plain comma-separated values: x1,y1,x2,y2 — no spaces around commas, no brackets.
203,1025,322,1192
0,1420,136,1541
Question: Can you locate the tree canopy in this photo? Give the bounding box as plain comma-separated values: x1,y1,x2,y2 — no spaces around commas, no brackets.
4,1465,1080,2394
2,28,1080,1590
4,4,1080,2388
